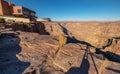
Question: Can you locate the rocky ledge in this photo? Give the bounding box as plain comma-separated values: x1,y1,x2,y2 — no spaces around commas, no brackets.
0,21,120,74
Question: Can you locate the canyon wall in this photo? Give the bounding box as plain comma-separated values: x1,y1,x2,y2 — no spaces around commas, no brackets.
44,22,120,48
1,21,120,74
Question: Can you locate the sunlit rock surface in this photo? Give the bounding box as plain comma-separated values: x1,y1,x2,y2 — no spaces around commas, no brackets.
0,22,120,74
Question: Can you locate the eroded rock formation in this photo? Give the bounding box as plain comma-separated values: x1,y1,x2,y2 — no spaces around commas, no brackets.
5,22,48,35
0,21,120,74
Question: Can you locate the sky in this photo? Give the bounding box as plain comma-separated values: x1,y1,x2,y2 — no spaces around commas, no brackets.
7,0,120,21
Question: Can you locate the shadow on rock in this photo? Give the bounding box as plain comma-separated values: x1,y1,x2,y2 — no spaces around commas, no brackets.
67,36,93,47
66,49,90,74
106,67,120,73
0,35,30,74
95,49,120,63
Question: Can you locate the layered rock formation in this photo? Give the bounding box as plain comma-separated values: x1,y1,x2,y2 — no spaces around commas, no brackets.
5,22,48,35
59,22,120,48
0,21,120,74
43,22,64,36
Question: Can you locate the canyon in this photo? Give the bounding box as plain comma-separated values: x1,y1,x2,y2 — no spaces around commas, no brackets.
0,21,120,74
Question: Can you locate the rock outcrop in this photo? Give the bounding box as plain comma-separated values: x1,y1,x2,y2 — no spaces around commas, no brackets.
5,22,48,35
43,22,65,36
0,21,120,74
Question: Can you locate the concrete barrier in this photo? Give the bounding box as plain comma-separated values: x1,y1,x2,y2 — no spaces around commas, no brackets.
0,16,30,23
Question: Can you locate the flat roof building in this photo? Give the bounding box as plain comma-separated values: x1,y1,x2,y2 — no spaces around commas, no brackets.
0,0,36,21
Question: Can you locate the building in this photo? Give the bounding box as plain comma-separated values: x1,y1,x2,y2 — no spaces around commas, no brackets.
12,6,36,21
0,0,36,21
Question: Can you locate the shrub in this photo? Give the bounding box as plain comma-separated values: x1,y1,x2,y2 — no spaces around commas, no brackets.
0,18,5,23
